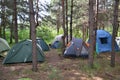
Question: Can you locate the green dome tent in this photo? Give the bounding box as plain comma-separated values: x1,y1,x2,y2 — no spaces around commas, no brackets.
2,39,45,64
0,38,10,56
36,38,50,51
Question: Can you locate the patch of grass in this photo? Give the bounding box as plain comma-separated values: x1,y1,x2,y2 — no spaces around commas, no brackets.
105,63,120,75
0,71,3,76
80,60,102,78
12,70,20,76
18,78,32,80
48,67,63,80
21,69,33,75
39,62,51,72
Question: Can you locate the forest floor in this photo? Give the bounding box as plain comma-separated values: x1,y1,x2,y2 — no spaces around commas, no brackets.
0,48,120,80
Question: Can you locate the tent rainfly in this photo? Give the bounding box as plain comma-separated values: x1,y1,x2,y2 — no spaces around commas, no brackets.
2,39,45,64
36,38,50,51
88,30,119,54
64,38,89,57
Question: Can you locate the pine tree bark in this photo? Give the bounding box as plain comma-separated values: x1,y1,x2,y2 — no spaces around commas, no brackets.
0,28,1,37
36,0,39,26
88,0,95,68
0,0,2,37
29,0,37,71
94,0,99,50
14,0,18,43
10,16,14,44
56,5,61,34
111,0,119,67
70,0,73,41
0,0,1,37
65,0,68,44
62,0,66,54
1,0,6,39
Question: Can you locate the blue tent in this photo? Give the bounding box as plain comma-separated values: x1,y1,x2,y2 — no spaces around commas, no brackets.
95,30,119,53
51,41,62,49
64,38,89,57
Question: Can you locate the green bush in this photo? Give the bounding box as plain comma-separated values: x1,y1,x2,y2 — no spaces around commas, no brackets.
4,25,65,44
36,26,56,43
18,29,29,41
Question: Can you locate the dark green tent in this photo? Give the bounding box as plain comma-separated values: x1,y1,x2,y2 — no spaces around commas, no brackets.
36,38,50,51
2,39,45,64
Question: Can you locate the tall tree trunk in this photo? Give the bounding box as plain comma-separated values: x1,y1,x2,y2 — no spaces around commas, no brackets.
0,0,1,37
0,27,1,37
62,0,66,54
1,0,6,39
14,0,18,43
2,19,6,39
82,22,88,41
36,0,39,26
10,16,14,44
29,0,37,71
70,0,73,41
65,0,68,44
95,0,99,29
111,0,119,67
88,0,95,68
82,25,85,41
0,0,2,37
94,0,99,50
56,3,61,34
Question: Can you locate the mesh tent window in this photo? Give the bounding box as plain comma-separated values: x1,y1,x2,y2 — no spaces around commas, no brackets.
99,37,108,44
